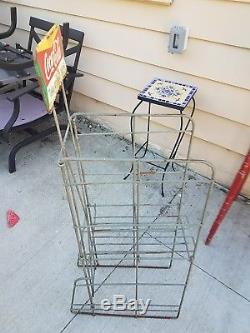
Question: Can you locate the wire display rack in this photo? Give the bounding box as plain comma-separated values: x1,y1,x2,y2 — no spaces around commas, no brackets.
58,111,214,319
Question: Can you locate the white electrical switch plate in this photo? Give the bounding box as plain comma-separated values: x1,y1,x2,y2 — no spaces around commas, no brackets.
168,26,189,54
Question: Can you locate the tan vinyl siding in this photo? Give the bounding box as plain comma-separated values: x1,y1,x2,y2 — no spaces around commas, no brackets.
0,0,249,196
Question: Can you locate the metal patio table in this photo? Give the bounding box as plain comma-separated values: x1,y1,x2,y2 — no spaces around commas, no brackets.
0,42,35,91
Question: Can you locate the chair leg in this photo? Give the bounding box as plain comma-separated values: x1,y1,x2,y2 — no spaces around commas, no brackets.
25,128,39,136
8,125,67,173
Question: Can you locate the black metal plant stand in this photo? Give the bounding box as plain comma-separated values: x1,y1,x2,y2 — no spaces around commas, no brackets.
124,78,197,197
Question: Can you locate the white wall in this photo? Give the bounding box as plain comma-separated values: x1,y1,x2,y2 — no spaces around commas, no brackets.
0,0,249,196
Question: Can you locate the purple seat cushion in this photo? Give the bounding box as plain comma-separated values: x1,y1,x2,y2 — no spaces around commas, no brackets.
0,94,47,131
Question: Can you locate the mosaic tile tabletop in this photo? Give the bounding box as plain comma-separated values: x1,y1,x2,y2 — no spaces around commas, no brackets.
138,78,197,110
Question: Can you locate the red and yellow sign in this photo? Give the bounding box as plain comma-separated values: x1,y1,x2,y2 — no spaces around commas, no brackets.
35,24,67,112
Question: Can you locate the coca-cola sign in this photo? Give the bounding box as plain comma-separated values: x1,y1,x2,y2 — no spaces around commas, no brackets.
44,36,62,82
35,24,67,112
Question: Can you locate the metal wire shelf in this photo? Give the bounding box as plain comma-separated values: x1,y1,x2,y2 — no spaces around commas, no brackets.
57,112,214,319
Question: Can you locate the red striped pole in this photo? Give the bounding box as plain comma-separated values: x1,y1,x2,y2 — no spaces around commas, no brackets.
205,149,250,245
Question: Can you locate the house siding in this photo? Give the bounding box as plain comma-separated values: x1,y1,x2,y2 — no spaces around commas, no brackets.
0,0,249,196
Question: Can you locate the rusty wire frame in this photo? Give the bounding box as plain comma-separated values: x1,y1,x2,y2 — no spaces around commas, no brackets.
55,111,214,319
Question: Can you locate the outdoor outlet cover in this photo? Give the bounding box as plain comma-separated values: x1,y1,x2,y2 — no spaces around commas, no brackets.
168,25,189,54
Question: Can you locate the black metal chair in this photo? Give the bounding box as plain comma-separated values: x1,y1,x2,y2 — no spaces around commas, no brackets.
0,7,17,93
0,7,17,41
0,16,84,172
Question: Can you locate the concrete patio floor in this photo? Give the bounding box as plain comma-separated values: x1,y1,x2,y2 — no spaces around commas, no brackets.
0,121,250,333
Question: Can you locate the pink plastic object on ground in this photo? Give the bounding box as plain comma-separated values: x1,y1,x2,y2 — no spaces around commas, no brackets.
7,209,20,227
